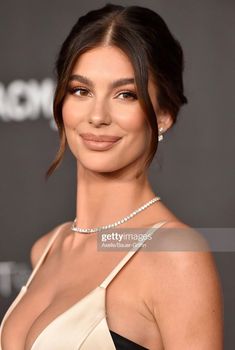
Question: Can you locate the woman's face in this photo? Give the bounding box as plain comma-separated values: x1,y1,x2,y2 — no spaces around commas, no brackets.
62,45,158,174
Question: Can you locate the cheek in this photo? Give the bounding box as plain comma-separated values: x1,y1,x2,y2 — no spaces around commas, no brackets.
62,99,79,128
62,97,90,129
114,104,147,132
61,100,83,158
118,107,150,151
116,106,150,151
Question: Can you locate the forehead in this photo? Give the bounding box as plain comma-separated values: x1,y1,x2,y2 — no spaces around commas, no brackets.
72,45,135,76
70,45,158,105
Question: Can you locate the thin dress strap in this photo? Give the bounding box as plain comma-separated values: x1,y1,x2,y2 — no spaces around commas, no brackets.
100,221,168,289
24,222,69,289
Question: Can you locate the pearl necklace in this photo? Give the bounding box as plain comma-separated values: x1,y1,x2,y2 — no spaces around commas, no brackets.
71,196,161,233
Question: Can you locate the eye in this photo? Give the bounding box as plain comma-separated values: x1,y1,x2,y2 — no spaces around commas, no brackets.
69,86,91,97
116,91,137,100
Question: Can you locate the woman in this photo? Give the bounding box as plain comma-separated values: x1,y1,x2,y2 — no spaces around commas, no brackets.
0,3,223,350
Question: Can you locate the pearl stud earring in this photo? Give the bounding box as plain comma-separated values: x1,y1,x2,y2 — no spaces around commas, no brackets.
158,127,164,142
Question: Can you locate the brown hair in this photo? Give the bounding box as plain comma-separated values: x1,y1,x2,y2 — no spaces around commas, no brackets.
46,3,188,178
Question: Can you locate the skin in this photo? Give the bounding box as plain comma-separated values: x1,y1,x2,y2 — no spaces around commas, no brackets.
61,45,223,348
1,45,223,350
62,45,174,238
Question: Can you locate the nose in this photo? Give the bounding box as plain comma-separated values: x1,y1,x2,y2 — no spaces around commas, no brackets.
88,98,111,127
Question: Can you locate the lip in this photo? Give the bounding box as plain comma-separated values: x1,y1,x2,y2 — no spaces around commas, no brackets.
80,133,121,142
81,137,121,151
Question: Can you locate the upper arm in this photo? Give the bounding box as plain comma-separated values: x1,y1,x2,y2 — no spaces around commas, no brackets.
146,223,224,349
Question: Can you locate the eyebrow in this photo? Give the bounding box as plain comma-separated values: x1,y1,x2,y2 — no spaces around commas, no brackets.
69,74,135,89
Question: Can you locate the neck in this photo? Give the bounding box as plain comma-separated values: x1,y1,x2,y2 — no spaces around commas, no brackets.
75,162,159,229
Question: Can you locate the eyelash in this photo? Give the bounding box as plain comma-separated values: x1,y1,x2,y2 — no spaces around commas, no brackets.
119,91,137,100
68,86,137,100
68,87,89,98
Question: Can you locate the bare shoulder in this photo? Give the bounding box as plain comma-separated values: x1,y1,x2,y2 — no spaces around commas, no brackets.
147,220,220,283
30,221,71,269
144,220,224,349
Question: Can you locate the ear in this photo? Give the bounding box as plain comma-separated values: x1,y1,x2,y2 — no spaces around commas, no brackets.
157,111,173,133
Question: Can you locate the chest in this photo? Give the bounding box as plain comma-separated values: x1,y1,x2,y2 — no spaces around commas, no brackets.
1,250,164,350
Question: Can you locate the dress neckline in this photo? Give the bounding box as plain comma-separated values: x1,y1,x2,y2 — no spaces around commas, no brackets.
0,220,167,350
28,220,167,349
29,286,103,349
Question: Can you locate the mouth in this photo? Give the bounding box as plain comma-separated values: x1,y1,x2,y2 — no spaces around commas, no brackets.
80,135,122,151
79,133,121,142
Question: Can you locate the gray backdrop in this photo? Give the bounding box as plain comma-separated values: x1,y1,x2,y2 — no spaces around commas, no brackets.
0,0,234,348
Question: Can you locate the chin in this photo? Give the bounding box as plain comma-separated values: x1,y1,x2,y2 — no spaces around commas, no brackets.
77,159,123,173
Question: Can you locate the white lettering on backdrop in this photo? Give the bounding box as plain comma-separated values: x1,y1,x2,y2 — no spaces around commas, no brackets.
0,79,57,130
0,262,31,297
